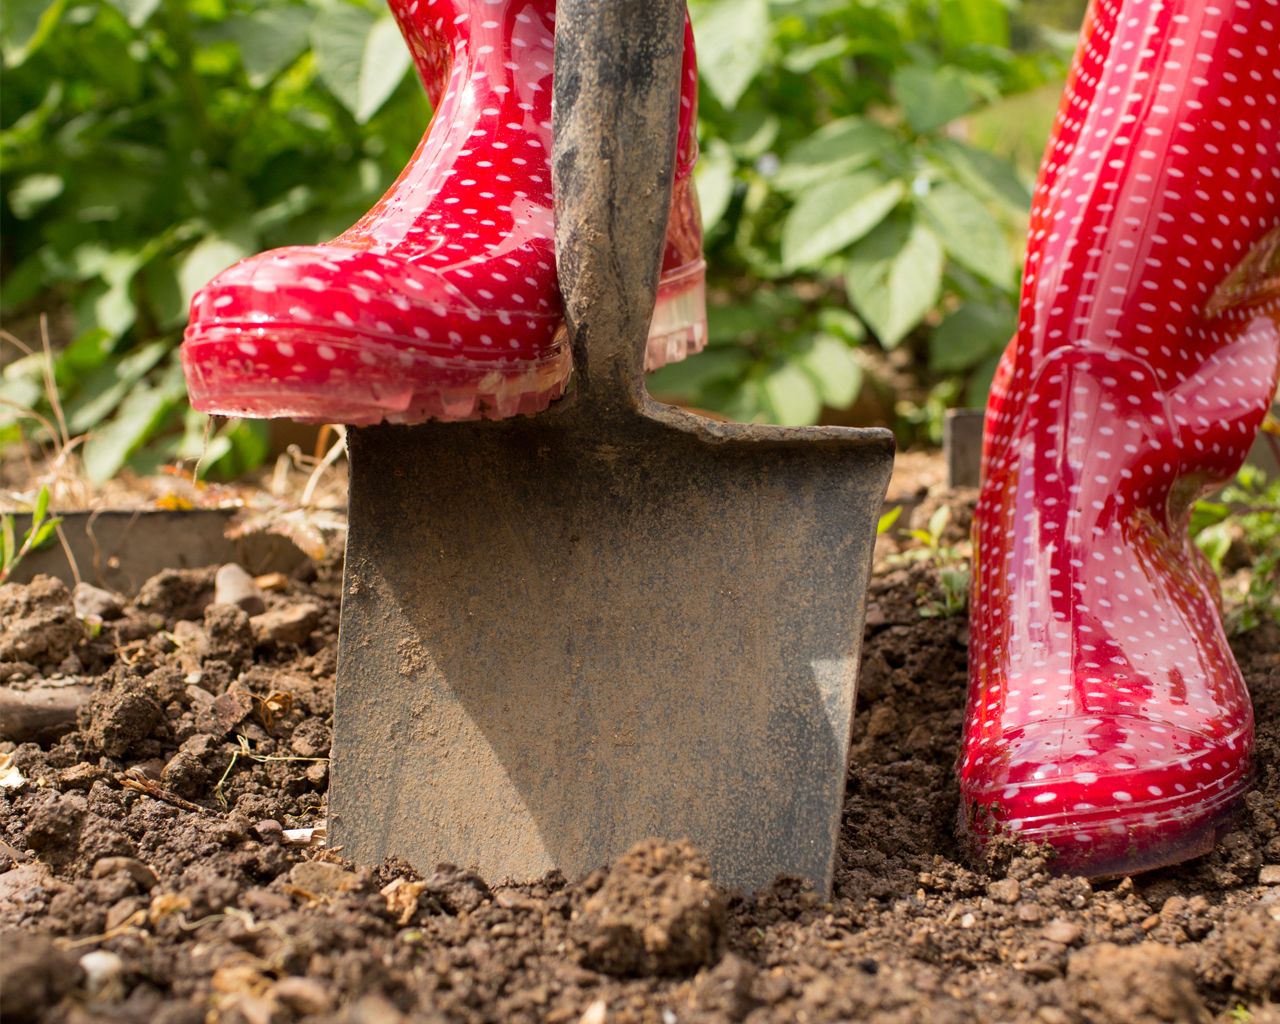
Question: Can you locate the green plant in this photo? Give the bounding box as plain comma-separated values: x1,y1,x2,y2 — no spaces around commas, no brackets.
1,483,62,582
649,0,1070,431
2,0,427,481
919,565,969,618
1192,465,1280,634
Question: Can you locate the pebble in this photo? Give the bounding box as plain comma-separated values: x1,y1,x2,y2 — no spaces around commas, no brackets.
215,564,266,616
271,976,333,1015
987,878,1021,904
1017,902,1042,923
254,572,290,592
253,819,285,845
72,583,123,622
579,1000,607,1024
79,950,125,1000
1041,919,1082,945
91,856,158,890
251,603,321,645
1259,864,1280,886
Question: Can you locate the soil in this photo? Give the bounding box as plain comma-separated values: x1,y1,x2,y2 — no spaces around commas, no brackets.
2,516,1280,1024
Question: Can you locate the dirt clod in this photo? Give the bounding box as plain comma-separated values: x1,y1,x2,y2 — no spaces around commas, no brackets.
0,930,82,1023
1068,942,1209,1023
0,576,81,670
575,838,725,977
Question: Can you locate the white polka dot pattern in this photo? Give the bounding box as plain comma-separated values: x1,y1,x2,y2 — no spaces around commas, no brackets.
180,1,706,426
961,0,1280,877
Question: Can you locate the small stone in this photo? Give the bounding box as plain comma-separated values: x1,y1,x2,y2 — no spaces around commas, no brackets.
1260,865,1280,885
959,912,976,929
72,583,123,622
1042,919,1082,945
289,860,359,896
988,878,1021,904
254,572,289,593
185,685,215,709
305,761,329,788
253,819,285,845
79,950,125,1000
214,564,266,616
251,603,321,646
271,976,333,1015
1017,902,1043,923
579,1000,607,1024
91,856,159,890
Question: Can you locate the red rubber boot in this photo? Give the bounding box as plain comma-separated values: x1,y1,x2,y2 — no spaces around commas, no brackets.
180,1,706,425
960,0,1280,877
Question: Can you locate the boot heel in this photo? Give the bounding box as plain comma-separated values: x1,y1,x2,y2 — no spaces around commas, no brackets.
645,258,707,372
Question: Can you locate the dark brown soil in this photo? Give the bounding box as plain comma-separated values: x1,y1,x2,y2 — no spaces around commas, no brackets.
2,536,1280,1024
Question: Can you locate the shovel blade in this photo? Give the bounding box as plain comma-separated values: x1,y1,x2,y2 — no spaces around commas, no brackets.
330,407,892,894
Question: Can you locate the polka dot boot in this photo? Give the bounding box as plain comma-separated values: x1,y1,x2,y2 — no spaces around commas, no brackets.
960,0,1280,877
181,0,706,426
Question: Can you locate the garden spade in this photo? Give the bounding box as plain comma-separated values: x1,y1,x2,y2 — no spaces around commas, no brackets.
328,0,895,895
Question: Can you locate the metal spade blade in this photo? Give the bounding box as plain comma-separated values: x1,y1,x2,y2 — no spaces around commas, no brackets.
328,0,895,895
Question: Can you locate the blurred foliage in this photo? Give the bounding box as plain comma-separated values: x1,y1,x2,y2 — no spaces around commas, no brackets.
0,0,1077,480
1193,464,1280,634
651,0,1075,437
1,0,422,480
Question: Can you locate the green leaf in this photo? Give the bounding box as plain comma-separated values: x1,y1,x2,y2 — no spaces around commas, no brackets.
877,507,901,535
230,7,316,89
781,171,905,269
2,515,14,570
797,334,863,409
929,300,1014,372
772,117,898,193
311,1,377,115
817,307,865,344
355,15,412,123
917,180,1013,288
57,329,116,381
178,236,252,310
26,518,60,552
764,361,822,426
66,338,172,434
8,173,63,219
782,35,848,74
33,485,50,525
939,0,1010,51
103,0,159,29
892,65,977,135
645,348,749,398
694,138,736,232
1,0,67,66
690,0,770,109
845,216,944,348
81,361,186,483
966,351,1002,408
930,137,1031,211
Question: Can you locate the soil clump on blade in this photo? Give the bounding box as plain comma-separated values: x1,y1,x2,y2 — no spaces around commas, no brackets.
3,503,1280,1023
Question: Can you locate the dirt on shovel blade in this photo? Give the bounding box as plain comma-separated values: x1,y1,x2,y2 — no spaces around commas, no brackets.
2,513,1280,1024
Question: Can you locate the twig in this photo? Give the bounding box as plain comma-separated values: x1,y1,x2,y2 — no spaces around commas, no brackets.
301,425,346,507
54,522,81,587
118,769,210,815
39,314,69,451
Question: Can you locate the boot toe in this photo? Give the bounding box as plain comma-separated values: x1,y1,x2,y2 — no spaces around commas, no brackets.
962,715,1253,876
